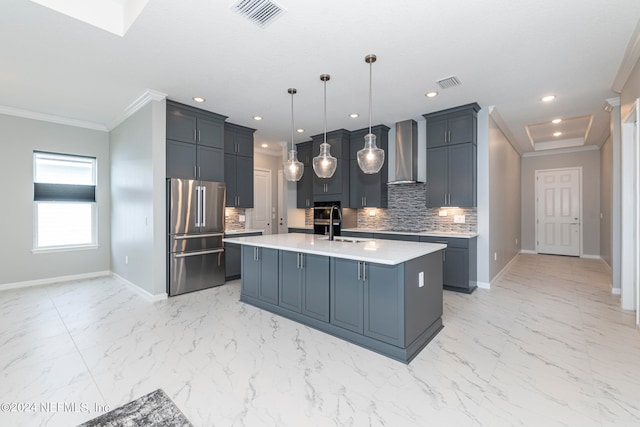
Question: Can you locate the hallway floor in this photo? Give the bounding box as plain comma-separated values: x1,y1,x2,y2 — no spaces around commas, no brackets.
0,254,638,426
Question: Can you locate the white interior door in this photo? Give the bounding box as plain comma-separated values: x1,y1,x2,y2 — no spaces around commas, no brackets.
277,170,287,234
535,168,581,256
252,168,272,234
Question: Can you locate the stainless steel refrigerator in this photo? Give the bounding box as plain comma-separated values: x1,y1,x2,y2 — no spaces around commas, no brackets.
167,178,226,296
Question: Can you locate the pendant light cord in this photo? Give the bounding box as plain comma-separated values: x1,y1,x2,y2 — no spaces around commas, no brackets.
323,79,327,145
368,59,373,135
290,91,294,151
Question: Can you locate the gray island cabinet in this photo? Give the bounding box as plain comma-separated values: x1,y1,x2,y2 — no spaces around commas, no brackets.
223,234,446,363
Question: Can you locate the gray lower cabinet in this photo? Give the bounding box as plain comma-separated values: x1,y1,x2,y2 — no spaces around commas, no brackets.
372,233,419,242
225,232,262,280
239,247,444,363
341,231,374,239
279,252,329,322
330,258,404,347
419,236,477,293
241,246,279,304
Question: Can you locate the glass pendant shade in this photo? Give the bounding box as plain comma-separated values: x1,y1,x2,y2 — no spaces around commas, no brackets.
284,87,304,182
313,142,337,178
357,133,385,174
313,74,337,178
358,53,385,175
284,149,304,181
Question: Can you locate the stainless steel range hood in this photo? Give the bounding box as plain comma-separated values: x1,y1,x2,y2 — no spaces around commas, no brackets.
388,119,421,185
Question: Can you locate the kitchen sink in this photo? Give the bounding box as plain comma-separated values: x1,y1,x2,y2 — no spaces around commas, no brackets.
318,236,372,243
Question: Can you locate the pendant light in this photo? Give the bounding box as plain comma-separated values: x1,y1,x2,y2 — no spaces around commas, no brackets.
283,88,304,182
313,74,337,178
357,54,385,174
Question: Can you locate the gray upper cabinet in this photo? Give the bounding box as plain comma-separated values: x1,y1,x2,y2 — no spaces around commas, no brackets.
424,103,480,208
166,100,227,180
424,103,479,149
224,123,255,208
295,142,313,209
349,125,389,208
312,130,351,205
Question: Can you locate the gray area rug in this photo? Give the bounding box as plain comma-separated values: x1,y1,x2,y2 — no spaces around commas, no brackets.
77,389,192,427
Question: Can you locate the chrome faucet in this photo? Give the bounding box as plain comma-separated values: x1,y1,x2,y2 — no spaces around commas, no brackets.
328,205,342,241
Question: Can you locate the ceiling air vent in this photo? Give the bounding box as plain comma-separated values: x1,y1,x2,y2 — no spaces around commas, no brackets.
232,0,285,28
436,76,462,89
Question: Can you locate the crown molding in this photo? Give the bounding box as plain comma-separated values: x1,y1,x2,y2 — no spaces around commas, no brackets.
612,20,640,93
522,144,599,158
0,105,108,131
107,89,167,130
487,105,524,155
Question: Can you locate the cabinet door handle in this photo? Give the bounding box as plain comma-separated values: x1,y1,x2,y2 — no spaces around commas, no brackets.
357,262,361,280
444,194,447,205
364,196,367,206
296,253,300,269
237,195,240,206
198,166,201,178
448,130,451,143
300,253,304,269
193,129,197,141
198,130,201,141
362,262,367,281
194,166,197,178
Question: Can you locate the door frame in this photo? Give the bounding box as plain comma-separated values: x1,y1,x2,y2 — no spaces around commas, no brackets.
534,167,583,257
253,168,272,235
620,99,639,322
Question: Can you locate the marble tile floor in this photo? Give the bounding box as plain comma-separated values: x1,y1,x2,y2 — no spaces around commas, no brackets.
1,254,639,426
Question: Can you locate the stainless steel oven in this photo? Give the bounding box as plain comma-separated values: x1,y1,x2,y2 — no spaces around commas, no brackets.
313,202,341,236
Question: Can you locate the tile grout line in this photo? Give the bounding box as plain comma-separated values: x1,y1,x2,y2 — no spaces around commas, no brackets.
47,286,109,409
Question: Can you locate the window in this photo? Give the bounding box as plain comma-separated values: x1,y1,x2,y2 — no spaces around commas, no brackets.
33,152,97,250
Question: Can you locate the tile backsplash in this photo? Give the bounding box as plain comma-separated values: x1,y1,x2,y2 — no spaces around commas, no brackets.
356,184,477,233
225,208,246,230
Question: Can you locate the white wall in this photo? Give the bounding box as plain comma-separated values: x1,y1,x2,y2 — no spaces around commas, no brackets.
0,114,111,285
110,99,166,297
600,135,613,268
521,148,601,256
488,115,521,279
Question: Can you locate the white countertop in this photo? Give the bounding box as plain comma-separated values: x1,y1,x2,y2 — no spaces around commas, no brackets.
225,229,264,235
223,233,446,266
341,228,478,239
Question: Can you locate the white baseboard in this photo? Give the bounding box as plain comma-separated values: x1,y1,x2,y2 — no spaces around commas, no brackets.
0,271,111,292
111,272,168,302
611,287,621,295
489,253,520,287
520,250,537,254
580,254,602,260
477,281,490,289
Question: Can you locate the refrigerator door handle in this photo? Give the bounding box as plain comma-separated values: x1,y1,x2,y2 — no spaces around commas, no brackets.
195,186,202,227
201,186,206,228
174,248,224,258
173,233,224,240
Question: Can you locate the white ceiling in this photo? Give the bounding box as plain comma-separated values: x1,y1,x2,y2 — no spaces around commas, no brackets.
2,0,640,155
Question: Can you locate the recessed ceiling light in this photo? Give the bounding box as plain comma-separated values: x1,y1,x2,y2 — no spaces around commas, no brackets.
425,91,439,98
551,118,562,124
253,116,263,121
296,128,304,133
193,97,206,103
541,95,556,102
553,131,562,137
261,143,268,148
349,113,359,118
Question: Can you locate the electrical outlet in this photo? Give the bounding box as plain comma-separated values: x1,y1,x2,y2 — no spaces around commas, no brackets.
418,272,424,287
239,215,245,223
438,209,448,217
125,255,129,265
454,215,466,224
368,209,376,217
516,238,518,246
494,252,497,261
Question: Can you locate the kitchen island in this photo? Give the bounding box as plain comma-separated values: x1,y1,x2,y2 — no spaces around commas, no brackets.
223,233,446,363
